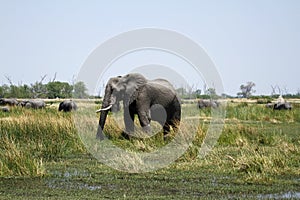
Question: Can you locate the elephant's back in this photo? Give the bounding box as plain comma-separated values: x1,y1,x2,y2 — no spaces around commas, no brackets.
148,79,176,92
144,80,178,106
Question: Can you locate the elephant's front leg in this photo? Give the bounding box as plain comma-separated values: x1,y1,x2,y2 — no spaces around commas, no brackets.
124,106,135,134
137,109,151,133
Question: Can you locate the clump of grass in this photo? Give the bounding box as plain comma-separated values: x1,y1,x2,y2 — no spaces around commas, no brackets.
204,123,300,183
225,103,297,122
0,107,85,177
228,144,299,183
0,134,45,176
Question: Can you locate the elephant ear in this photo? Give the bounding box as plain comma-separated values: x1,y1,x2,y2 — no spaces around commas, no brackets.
122,73,147,107
102,76,121,106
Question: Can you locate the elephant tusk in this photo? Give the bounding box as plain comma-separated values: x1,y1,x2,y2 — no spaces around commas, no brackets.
96,104,112,113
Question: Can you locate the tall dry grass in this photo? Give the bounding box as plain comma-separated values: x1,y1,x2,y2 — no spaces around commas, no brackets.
0,107,85,177
0,100,299,180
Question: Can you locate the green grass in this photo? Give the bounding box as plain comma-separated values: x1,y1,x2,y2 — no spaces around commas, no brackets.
0,106,85,177
0,100,299,199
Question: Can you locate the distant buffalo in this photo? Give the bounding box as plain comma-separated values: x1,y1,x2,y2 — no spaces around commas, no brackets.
58,100,77,112
273,102,292,110
1,107,10,112
19,99,46,109
0,98,18,106
265,95,292,110
265,102,292,110
265,103,274,108
197,99,220,109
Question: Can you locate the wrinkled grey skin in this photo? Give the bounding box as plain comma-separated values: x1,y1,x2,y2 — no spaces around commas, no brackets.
58,100,77,112
197,99,219,109
0,98,18,106
19,99,46,109
1,107,10,112
96,73,181,140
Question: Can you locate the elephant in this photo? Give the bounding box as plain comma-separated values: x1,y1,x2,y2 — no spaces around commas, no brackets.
58,100,77,112
96,73,181,140
197,99,219,109
19,99,46,109
0,98,18,106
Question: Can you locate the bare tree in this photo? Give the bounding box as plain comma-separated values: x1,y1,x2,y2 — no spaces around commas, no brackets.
4,75,13,86
30,75,48,98
271,84,290,96
51,72,57,83
187,84,195,99
271,85,277,96
71,74,76,86
282,86,288,95
40,75,47,83
297,88,300,96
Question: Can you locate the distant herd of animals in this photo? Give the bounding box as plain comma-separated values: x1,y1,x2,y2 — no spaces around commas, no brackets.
0,98,77,112
0,73,295,142
0,95,294,114
197,95,292,110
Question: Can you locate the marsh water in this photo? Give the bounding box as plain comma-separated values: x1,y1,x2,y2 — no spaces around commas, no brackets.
1,154,299,200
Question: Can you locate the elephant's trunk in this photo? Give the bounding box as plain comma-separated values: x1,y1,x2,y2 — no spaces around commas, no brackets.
96,98,110,139
96,109,109,140
96,83,114,140
96,100,110,139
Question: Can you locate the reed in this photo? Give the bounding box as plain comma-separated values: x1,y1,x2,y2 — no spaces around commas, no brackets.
0,107,85,177
0,101,299,181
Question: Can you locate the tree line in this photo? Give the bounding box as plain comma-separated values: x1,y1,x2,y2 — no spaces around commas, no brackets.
0,80,89,99
1,77,299,100
176,81,300,99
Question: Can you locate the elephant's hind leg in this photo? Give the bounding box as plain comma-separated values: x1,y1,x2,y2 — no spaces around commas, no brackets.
163,118,180,137
163,123,171,135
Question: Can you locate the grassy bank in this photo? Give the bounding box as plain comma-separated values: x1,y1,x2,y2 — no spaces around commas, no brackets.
0,100,299,198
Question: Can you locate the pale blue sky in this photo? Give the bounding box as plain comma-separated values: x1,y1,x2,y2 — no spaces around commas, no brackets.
0,0,299,95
